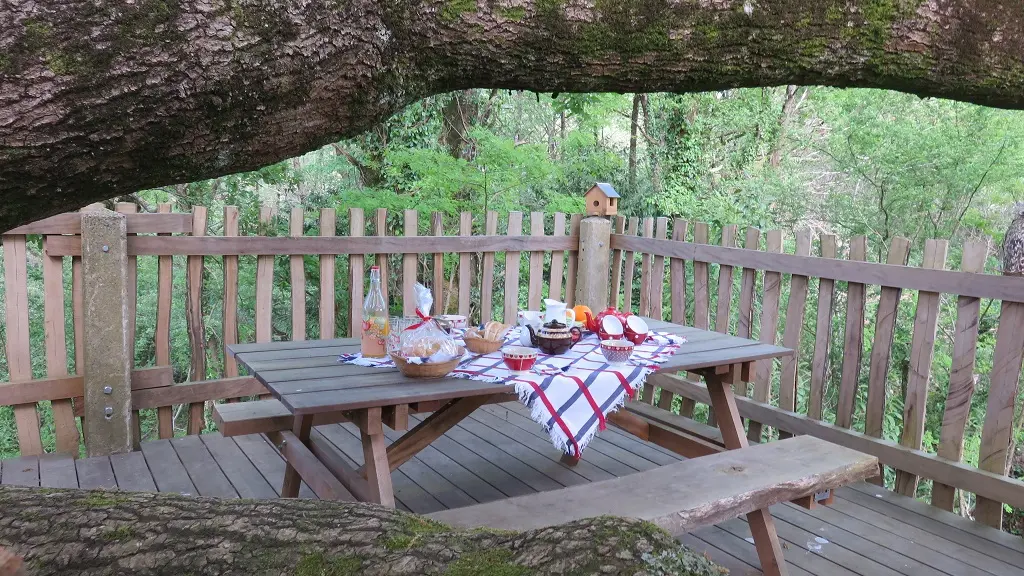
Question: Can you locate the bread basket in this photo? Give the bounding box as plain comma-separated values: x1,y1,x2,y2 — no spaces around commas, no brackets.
390,347,465,378
463,336,504,355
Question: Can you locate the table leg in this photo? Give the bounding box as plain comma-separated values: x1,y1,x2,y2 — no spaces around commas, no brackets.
282,413,313,498
383,404,409,431
381,395,497,472
358,407,395,507
704,368,789,576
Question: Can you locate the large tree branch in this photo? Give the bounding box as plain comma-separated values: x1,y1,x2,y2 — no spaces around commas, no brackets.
1,0,1022,229
0,485,721,576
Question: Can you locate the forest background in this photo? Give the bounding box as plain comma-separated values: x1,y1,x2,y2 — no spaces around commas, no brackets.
3,86,1024,530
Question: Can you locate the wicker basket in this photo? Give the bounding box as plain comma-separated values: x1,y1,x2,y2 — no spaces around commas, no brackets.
463,336,504,355
390,347,465,379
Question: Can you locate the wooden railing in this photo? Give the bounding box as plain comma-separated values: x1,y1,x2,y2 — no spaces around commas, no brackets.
0,206,579,458
3,206,1023,531
607,216,1024,530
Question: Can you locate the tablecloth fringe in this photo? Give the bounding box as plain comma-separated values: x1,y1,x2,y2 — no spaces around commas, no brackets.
514,380,629,457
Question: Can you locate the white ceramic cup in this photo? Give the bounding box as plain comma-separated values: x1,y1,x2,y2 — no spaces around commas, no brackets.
543,299,576,325
438,314,468,330
518,310,542,346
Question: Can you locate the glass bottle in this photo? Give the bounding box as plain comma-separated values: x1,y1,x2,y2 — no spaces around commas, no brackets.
361,266,388,358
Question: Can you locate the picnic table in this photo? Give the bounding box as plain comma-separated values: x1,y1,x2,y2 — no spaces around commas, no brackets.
227,317,798,574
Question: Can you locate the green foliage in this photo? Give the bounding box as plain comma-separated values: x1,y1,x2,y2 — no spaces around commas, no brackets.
443,549,530,576
382,515,447,551
101,526,136,542
441,0,477,22
498,6,526,21
78,493,132,507
294,552,363,576
3,83,1024,532
803,88,1024,247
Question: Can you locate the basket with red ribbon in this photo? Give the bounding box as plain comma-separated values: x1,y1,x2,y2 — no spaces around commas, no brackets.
389,283,464,377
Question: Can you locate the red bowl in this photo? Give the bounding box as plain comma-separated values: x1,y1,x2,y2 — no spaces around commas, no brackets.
502,346,538,372
623,316,650,345
598,314,625,341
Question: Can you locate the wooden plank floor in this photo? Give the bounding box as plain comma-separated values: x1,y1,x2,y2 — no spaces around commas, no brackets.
3,401,1023,576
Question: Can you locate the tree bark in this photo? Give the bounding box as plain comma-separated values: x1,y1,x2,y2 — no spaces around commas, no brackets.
0,486,722,576
768,85,806,167
639,94,662,196
628,94,641,195
441,91,476,160
2,0,1023,229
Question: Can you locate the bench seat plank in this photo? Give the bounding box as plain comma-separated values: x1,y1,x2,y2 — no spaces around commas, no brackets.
428,435,876,535
215,397,514,438
214,399,350,437
626,400,725,446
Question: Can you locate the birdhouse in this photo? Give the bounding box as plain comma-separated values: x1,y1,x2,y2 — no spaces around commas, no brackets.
585,182,619,217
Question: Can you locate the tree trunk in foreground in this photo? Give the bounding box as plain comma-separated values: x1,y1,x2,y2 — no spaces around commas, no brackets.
3,0,1022,230
0,486,722,576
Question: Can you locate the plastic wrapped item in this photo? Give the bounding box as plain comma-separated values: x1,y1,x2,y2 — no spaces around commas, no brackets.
397,283,460,363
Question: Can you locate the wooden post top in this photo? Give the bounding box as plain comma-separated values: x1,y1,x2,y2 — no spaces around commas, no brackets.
81,210,132,457
575,216,612,311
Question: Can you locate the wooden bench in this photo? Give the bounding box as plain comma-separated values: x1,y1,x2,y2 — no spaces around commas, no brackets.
428,434,877,535
214,399,344,437
615,400,726,454
612,401,837,508
213,398,445,437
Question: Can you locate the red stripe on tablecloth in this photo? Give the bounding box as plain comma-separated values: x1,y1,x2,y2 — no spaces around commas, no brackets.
611,370,635,398
565,374,606,430
513,377,582,458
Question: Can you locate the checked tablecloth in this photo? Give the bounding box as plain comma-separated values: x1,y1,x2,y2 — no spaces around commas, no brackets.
340,328,683,457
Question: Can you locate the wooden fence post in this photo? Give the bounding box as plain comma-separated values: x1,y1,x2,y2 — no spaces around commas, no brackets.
186,206,208,434
347,208,363,338
3,233,42,456
836,236,868,429
564,214,581,308
154,203,176,431
458,212,473,319
575,216,611,311
746,229,783,442
807,234,838,422
932,239,989,511
82,209,132,456
503,212,523,323
778,228,811,422
114,202,142,448
896,239,948,497
863,237,911,484
975,300,1024,527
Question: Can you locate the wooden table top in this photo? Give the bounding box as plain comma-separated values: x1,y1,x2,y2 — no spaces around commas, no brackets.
643,319,793,373
227,318,792,416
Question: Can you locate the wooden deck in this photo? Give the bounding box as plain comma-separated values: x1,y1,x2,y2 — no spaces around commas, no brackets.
3,401,1023,576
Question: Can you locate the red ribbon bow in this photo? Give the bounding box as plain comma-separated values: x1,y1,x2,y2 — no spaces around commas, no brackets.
407,308,432,331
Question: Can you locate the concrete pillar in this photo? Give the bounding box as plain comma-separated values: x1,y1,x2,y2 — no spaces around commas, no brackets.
575,216,612,311
82,209,132,456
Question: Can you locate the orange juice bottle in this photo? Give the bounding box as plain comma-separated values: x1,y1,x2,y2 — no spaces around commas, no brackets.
361,266,388,357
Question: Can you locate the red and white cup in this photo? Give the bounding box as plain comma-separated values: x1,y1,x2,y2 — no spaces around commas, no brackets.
502,346,538,373
600,339,634,365
598,314,624,341
623,316,650,345
438,314,468,331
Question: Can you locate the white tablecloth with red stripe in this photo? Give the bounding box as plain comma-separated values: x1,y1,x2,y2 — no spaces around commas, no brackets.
339,328,683,457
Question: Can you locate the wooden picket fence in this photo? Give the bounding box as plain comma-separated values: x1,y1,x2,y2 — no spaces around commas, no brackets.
608,216,1024,530
3,206,1024,530
0,205,578,455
